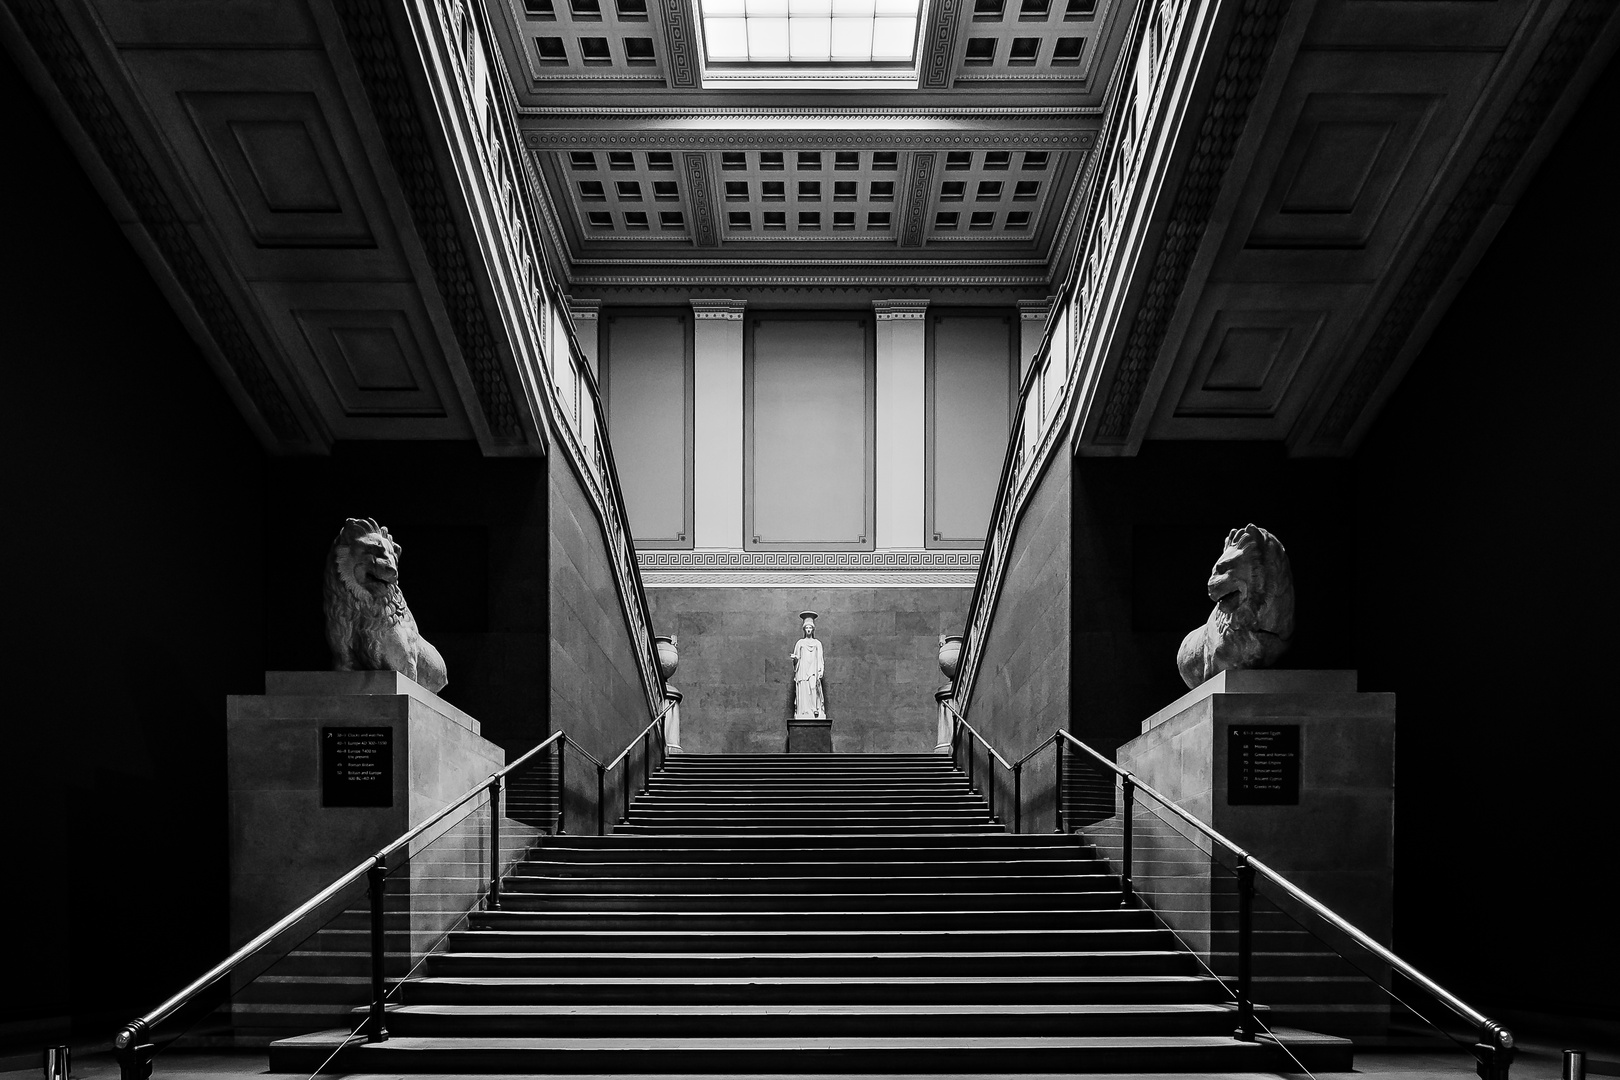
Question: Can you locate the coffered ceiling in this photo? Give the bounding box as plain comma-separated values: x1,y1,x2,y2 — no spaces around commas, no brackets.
3,0,1615,457
483,0,1136,297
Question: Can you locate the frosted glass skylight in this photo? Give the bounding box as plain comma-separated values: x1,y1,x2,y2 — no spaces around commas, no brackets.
700,0,921,64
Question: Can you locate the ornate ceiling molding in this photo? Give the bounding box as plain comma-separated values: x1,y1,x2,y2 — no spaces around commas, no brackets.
900,152,938,248
640,550,979,571
517,106,1104,118
923,0,964,89
332,0,529,444
873,300,931,320
691,299,748,319
658,0,700,87
681,151,720,246
1094,0,1291,442
525,131,1096,150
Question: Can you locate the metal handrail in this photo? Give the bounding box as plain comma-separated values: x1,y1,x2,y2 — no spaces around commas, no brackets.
1051,729,1514,1074
1055,730,1505,1039
607,704,674,772
113,728,566,1072
930,710,1515,1074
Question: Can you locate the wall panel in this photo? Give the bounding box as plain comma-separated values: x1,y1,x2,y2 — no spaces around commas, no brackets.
927,311,1016,546
603,312,692,547
745,314,875,549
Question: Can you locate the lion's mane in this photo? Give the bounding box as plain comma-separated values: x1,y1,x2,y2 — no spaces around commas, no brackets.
323,517,448,693
1176,524,1294,689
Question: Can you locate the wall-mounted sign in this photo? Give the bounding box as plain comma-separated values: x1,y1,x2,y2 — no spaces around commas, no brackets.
321,727,393,808
1227,724,1300,806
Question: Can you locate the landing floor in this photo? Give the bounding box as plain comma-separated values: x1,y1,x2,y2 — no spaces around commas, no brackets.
4,1039,1614,1080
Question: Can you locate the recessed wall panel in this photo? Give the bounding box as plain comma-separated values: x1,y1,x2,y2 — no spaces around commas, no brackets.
604,313,693,547
746,315,874,549
928,312,1015,546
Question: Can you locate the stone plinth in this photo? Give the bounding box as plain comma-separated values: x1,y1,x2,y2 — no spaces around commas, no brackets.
1106,670,1394,1032
226,671,506,948
787,718,832,753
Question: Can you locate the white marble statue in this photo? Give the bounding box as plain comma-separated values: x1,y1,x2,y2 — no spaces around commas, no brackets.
789,611,826,720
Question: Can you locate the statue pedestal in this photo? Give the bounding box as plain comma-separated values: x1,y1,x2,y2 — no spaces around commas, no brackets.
225,671,507,948
1107,670,1394,1033
787,717,832,753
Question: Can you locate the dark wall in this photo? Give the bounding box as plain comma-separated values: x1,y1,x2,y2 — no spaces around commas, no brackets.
646,587,969,753
262,444,550,753
1343,54,1618,1020
1,53,267,1042
549,453,659,817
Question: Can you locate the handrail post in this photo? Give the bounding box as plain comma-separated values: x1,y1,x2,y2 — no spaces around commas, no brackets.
1473,1022,1516,1080
366,862,389,1042
557,735,568,835
966,730,976,793
641,731,651,794
1013,762,1023,834
488,778,502,910
987,757,996,823
114,1020,153,1080
622,756,632,822
1234,858,1255,1041
1053,734,1064,833
1120,776,1135,907
596,763,606,836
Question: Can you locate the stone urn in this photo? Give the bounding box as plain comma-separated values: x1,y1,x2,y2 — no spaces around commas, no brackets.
937,635,965,681
655,635,679,681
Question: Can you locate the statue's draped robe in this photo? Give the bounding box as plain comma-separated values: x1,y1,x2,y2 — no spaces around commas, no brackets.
790,637,825,719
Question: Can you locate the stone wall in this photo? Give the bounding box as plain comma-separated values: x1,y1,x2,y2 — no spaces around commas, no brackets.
960,451,1073,829
646,587,970,753
549,454,659,815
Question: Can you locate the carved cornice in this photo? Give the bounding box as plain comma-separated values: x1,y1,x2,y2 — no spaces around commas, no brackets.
873,300,931,321
7,0,310,447
526,131,1096,150
569,298,603,321
644,570,979,586
1094,0,1291,442
639,550,979,571
571,272,1051,286
691,299,748,319
517,107,1103,118
1018,298,1054,321
1310,0,1613,450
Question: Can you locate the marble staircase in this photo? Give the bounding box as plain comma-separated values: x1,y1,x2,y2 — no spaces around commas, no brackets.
269,753,1352,1073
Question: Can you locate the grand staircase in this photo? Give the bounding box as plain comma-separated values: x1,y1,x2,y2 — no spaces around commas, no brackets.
271,753,1351,1073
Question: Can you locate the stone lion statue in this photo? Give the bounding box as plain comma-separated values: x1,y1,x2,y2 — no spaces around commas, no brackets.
1176,524,1294,689
323,517,448,693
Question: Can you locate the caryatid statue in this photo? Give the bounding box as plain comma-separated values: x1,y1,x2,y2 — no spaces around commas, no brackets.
789,610,826,720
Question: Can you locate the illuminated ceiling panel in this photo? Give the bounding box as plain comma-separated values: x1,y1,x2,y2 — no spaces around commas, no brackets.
697,0,928,86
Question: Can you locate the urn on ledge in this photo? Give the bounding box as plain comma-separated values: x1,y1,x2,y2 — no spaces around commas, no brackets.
655,635,680,681
938,635,965,682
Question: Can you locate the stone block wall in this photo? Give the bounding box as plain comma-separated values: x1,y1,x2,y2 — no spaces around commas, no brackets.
961,451,1073,829
549,455,660,815
646,587,970,753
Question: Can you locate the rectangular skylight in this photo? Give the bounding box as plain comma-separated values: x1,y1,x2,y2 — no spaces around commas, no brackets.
700,0,921,65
